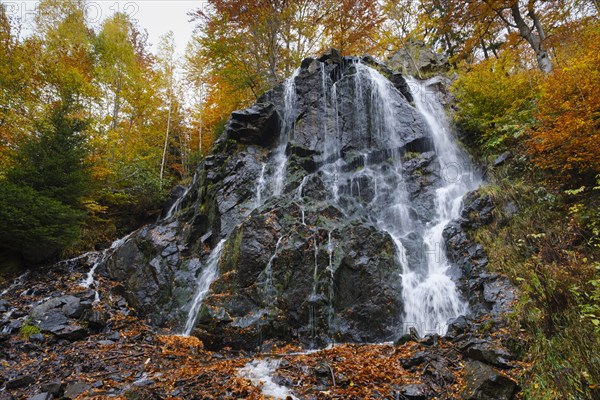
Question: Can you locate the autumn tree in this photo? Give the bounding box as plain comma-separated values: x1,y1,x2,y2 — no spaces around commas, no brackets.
528,20,600,176
323,0,384,55
0,5,41,171
416,0,572,72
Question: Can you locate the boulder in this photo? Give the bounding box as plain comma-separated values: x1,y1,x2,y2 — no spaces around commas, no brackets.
29,295,87,320
6,375,35,389
461,340,513,368
226,103,281,147
63,382,89,399
463,361,517,400
388,40,450,77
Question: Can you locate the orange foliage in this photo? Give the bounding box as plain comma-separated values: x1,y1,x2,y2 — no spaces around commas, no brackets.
528,20,600,176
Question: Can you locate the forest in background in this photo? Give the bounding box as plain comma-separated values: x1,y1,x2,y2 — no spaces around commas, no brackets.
1,0,598,260
1,2,599,397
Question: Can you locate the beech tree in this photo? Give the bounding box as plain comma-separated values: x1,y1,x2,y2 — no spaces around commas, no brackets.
418,0,571,72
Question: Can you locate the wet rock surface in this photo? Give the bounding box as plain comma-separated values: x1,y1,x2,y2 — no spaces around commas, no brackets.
443,190,517,319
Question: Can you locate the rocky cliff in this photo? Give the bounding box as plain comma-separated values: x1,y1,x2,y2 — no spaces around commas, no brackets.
94,50,513,350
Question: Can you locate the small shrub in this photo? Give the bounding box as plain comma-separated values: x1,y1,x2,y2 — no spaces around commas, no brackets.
19,323,41,338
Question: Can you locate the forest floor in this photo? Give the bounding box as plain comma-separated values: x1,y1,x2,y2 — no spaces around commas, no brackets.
0,262,527,400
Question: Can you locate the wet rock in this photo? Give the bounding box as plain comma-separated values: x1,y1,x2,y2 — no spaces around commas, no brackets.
401,351,428,369
462,340,513,369
394,332,412,346
419,334,439,346
463,360,517,400
6,375,35,389
40,381,63,396
27,393,52,400
446,316,470,338
63,382,89,399
226,102,281,147
318,48,343,65
460,192,495,229
399,383,430,400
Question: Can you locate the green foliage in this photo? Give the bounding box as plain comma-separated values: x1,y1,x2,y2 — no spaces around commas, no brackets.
451,50,540,152
469,164,600,398
0,181,82,262
8,101,91,207
0,98,90,263
571,264,600,334
19,323,41,338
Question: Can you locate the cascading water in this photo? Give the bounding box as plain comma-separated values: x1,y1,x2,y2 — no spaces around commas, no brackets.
179,58,478,341
163,170,201,220
316,62,478,336
183,239,226,336
270,68,300,198
81,232,135,302
401,77,480,335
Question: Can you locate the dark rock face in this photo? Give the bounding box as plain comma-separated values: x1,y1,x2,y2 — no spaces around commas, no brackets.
98,52,511,351
443,190,517,319
463,360,518,400
226,103,281,147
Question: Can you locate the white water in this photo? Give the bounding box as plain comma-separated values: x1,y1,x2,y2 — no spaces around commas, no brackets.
255,163,268,208
238,359,298,400
182,239,226,336
271,69,300,197
81,232,135,302
164,170,200,220
0,271,29,299
402,77,479,335
262,236,285,309
316,62,477,336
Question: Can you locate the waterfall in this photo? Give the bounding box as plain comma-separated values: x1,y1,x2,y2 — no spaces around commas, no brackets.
0,271,29,299
164,170,201,220
81,232,135,302
316,61,477,337
255,163,268,208
183,239,226,336
262,236,285,308
271,68,300,197
176,59,478,342
403,77,479,335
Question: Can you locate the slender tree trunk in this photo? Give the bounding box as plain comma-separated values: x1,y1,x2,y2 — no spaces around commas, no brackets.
481,39,489,59
112,75,121,131
510,2,552,73
160,93,172,190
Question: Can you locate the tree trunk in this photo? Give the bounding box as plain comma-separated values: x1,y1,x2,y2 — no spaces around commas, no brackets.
510,2,552,73
160,95,172,190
